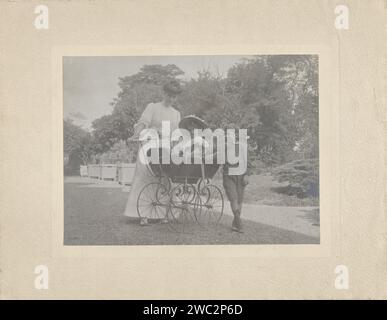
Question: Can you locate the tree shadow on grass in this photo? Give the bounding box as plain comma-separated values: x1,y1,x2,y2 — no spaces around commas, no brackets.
298,208,320,226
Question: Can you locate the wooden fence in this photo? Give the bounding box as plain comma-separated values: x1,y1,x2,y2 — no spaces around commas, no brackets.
81,163,136,185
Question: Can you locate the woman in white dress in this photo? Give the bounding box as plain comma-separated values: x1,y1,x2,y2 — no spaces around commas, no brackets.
123,80,182,225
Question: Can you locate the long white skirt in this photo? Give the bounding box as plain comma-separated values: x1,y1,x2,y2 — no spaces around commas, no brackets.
123,150,170,219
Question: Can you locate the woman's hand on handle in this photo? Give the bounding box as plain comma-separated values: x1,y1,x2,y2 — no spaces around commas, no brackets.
127,135,139,143
127,122,146,143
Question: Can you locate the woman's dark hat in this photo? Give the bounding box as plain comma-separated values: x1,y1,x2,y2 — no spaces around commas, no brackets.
163,79,183,95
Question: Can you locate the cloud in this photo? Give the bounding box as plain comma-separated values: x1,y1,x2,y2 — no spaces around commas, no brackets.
69,112,87,120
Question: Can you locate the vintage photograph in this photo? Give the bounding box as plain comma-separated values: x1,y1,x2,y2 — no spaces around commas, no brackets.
3,0,387,302
63,55,319,245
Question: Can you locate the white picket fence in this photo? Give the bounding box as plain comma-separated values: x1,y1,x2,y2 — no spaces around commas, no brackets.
81,163,136,185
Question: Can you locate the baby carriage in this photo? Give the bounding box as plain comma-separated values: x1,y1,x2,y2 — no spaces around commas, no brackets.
136,116,224,233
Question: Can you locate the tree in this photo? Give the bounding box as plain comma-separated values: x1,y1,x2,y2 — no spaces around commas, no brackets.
63,119,94,174
225,56,293,165
222,55,319,165
272,55,319,159
91,114,121,153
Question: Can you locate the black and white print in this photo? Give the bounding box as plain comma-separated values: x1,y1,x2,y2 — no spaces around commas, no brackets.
63,55,319,245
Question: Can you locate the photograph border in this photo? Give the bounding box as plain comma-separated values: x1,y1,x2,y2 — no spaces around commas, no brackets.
52,45,336,259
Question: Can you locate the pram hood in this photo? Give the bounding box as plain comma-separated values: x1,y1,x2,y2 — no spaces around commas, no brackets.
178,115,209,130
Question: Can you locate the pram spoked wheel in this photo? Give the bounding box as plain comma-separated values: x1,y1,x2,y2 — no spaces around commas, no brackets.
168,183,201,233
136,182,170,221
196,183,224,226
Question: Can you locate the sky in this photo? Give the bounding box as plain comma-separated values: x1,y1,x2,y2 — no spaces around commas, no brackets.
63,55,252,130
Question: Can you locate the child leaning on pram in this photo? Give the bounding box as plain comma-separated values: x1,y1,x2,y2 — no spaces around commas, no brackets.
222,124,251,233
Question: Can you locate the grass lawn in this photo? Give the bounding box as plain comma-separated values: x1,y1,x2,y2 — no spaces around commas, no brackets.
64,179,319,245
209,172,318,207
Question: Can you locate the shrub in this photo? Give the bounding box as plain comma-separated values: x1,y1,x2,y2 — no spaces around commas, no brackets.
271,158,319,198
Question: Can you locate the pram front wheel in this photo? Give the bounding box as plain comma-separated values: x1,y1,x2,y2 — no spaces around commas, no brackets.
167,183,200,233
196,184,224,226
136,182,169,220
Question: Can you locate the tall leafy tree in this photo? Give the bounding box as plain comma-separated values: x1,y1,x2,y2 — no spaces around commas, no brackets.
225,56,292,165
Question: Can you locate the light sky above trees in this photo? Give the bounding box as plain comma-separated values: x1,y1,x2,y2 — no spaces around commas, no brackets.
63,55,251,130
